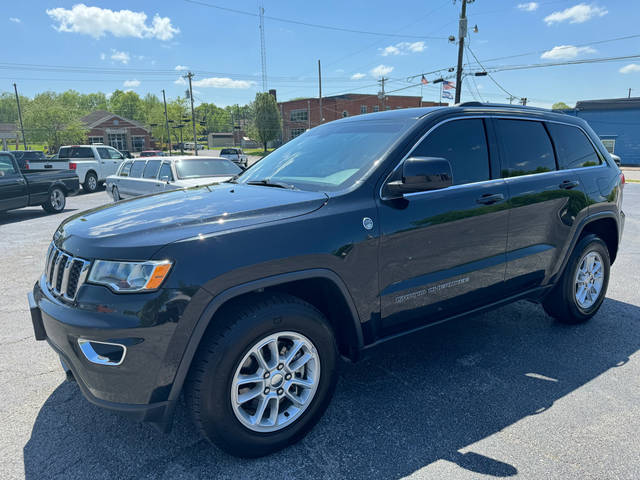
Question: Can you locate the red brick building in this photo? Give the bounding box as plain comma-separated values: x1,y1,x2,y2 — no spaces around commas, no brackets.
81,110,152,152
278,93,447,142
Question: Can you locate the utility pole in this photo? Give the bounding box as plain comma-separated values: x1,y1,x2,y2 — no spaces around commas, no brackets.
307,100,311,130
318,59,323,123
520,97,528,106
507,95,516,104
259,1,267,91
379,77,387,110
162,89,172,155
629,88,632,99
13,83,27,150
454,0,468,104
185,72,198,156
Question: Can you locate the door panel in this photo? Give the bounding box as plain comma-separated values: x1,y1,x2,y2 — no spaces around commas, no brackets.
0,155,28,211
377,117,508,335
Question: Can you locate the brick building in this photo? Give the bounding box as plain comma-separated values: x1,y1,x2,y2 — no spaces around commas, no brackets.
278,93,446,142
81,110,152,152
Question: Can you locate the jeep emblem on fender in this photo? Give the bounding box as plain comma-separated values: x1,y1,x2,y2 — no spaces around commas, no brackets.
362,217,374,230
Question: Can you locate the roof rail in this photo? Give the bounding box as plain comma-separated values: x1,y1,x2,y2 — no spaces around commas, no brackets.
456,102,551,112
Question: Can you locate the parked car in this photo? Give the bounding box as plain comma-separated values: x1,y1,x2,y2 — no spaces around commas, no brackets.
106,155,241,201
119,150,134,159
55,145,125,193
140,150,165,157
11,150,49,170
28,104,625,457
0,151,79,213
219,147,249,168
184,142,204,151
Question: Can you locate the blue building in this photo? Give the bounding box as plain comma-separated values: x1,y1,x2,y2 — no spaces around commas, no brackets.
559,97,640,166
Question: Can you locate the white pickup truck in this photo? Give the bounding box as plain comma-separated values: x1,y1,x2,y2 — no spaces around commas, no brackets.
26,145,126,193
219,148,248,169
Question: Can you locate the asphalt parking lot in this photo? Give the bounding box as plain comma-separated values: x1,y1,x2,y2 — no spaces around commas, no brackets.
1,185,638,480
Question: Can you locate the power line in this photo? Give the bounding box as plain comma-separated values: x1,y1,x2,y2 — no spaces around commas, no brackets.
183,0,448,39
466,46,519,100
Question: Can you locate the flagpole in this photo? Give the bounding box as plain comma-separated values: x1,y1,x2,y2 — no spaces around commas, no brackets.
440,82,442,105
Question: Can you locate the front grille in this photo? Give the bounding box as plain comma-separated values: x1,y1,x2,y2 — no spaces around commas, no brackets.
44,243,91,301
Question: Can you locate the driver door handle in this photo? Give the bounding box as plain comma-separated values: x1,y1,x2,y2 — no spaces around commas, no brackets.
559,180,579,190
476,193,504,205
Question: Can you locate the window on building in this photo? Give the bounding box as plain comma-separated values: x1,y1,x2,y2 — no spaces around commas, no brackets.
360,105,367,114
547,123,602,169
373,105,379,112
290,109,308,122
600,138,616,154
88,136,104,144
108,133,127,151
342,111,348,118
412,119,490,186
290,128,306,140
496,119,556,177
132,136,145,152
143,160,162,179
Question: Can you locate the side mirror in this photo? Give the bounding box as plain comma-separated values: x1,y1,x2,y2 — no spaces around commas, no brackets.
160,175,171,183
386,157,453,197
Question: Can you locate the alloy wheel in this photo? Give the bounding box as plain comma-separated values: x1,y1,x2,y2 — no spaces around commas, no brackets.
574,250,604,309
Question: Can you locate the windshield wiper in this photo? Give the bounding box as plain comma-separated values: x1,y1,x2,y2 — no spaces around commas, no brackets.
246,179,297,190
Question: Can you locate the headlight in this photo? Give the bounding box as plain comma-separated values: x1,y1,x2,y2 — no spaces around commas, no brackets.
88,260,173,292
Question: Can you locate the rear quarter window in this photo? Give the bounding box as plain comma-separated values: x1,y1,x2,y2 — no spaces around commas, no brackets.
496,119,556,177
119,161,133,176
546,123,602,169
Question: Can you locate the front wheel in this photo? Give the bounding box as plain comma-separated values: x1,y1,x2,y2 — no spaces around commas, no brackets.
543,234,610,324
42,187,66,213
111,185,120,202
185,294,338,457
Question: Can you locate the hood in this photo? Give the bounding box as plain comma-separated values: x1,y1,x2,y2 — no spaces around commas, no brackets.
174,176,233,188
55,184,327,260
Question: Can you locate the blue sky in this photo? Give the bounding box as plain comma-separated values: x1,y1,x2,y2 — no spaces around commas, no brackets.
2,1,639,108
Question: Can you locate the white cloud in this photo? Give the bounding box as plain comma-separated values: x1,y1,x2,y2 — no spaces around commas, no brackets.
370,64,394,77
9,17,21,23
351,72,366,80
110,50,130,64
175,65,189,71
100,53,106,60
123,79,141,88
619,63,640,74
174,77,187,85
540,45,596,59
380,41,425,56
544,3,608,25
46,4,179,40
192,77,254,89
517,2,539,11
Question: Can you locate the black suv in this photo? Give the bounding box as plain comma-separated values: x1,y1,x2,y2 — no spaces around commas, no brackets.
28,105,625,457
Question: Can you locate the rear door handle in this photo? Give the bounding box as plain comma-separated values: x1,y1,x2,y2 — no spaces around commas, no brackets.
559,180,579,190
476,193,504,205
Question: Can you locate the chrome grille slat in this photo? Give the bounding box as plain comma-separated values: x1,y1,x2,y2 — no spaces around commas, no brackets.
43,242,91,301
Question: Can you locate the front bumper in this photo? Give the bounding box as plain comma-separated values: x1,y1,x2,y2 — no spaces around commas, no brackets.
28,278,186,431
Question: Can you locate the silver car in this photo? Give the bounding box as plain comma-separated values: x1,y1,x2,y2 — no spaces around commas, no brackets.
106,155,242,201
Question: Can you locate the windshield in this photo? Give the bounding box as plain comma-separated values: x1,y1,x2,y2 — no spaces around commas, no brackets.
220,149,238,155
237,119,410,192
175,158,242,179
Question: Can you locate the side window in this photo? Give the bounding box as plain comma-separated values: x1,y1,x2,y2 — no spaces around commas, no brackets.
158,162,173,181
129,160,146,178
546,123,602,169
97,147,110,159
143,160,162,179
0,154,18,177
58,147,70,159
74,147,94,158
119,161,133,177
496,119,556,177
107,148,123,159
412,118,490,185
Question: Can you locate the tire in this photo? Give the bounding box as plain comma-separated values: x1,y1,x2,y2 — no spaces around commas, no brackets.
185,293,338,457
41,187,66,213
543,234,610,324
112,185,120,202
83,172,98,193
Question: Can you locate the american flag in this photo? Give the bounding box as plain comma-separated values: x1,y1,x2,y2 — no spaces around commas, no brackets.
443,80,456,90
442,90,453,99
421,75,428,85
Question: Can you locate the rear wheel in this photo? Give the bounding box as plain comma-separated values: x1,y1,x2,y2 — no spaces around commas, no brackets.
83,172,98,193
42,187,66,213
185,294,338,457
543,234,610,324
112,185,120,201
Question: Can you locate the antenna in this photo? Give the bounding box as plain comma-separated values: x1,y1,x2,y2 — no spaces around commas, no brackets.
259,1,267,91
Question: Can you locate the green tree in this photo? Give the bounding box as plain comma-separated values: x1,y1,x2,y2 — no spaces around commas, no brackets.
109,90,144,121
23,92,87,151
247,92,281,152
552,102,571,110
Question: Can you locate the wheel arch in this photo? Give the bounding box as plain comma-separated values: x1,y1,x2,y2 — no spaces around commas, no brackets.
161,269,363,431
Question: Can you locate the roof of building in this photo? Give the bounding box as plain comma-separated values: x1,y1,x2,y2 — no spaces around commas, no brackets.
278,93,422,104
575,97,640,111
80,110,149,131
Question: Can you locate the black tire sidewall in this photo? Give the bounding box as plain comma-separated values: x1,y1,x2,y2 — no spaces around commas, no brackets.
44,187,65,212
84,173,98,193
197,301,338,457
562,235,610,320
112,186,120,201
